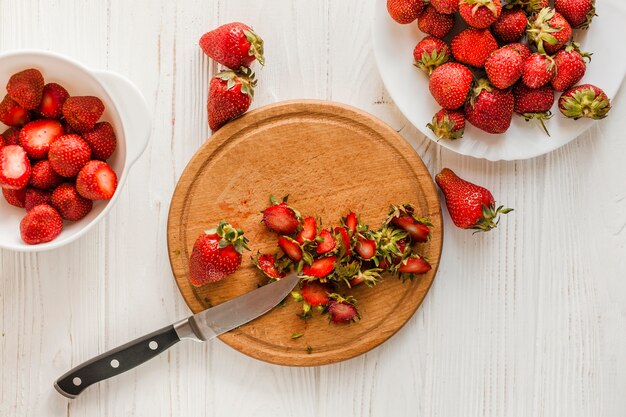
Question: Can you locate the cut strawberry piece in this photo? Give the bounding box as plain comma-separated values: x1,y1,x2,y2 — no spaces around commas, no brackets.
0,95,31,127
51,182,93,221
82,121,116,160
302,256,336,278
328,298,360,324
24,187,52,211
38,83,69,119
20,204,63,245
252,253,286,279
0,145,31,190
19,119,64,159
355,236,377,260
278,236,303,262
334,226,352,256
76,160,118,200
296,216,317,244
316,229,336,254
301,280,332,306
7,69,44,110
262,197,299,234
398,255,432,274
62,96,105,132
2,187,26,208
48,134,92,177
2,128,21,146
29,160,63,190
391,215,430,243
343,211,358,233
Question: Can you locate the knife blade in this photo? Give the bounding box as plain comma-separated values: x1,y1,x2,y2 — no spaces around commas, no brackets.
54,272,300,399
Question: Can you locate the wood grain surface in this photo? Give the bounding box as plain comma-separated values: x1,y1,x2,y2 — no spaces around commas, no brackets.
1,0,626,416
167,101,442,365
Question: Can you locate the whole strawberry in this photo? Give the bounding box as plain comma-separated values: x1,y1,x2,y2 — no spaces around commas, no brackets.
551,43,591,92
199,22,264,68
2,188,26,208
459,0,502,29
554,0,595,29
435,168,512,231
527,8,572,54
24,187,52,211
208,69,255,131
29,160,63,190
189,221,249,286
0,95,31,127
485,47,524,89
48,134,92,178
429,63,473,110
62,96,105,133
417,5,455,38
465,79,515,134
427,109,465,140
51,182,93,221
513,83,555,135
451,28,498,68
413,36,450,76
430,0,458,14
7,68,44,110
506,0,548,14
559,84,611,120
522,53,555,89
505,43,532,61
492,8,527,43
82,121,117,160
20,204,63,244
387,0,426,24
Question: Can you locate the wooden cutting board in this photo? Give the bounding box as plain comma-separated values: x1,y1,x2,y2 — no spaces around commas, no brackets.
167,100,443,366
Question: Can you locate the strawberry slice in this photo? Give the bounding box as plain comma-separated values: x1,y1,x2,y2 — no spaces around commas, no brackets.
24,187,53,211
0,145,31,190
62,96,105,132
2,128,21,146
316,229,336,254
302,256,336,278
82,121,116,160
343,211,358,234
29,160,63,190
0,95,31,127
278,236,303,262
296,216,317,244
7,69,44,110
391,215,431,243
51,182,93,221
76,160,118,200
328,298,360,324
48,134,92,177
334,226,352,256
20,204,63,245
38,83,69,119
253,253,286,279
398,255,432,274
2,187,27,208
355,236,377,260
301,280,332,306
19,119,64,159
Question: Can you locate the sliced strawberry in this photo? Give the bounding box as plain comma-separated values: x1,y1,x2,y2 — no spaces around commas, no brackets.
334,226,352,256
301,280,332,306
19,204,63,245
62,96,105,132
29,160,63,190
2,187,26,208
0,95,31,127
24,187,52,211
262,198,299,234
355,236,377,260
296,216,317,244
278,236,303,262
51,182,93,221
398,255,432,274
343,211,358,233
316,229,336,254
76,160,118,200
2,128,21,146
0,145,31,189
391,215,431,243
7,69,44,109
302,256,336,278
253,253,286,279
19,119,64,159
48,134,92,177
82,121,116,160
38,83,69,119
328,299,360,324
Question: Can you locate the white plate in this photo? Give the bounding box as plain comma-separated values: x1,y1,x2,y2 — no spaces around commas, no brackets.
372,0,626,161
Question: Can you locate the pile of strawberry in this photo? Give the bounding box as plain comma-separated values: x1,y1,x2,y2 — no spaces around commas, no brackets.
388,0,611,139
0,68,118,244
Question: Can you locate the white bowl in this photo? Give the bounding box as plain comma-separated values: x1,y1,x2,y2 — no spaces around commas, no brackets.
0,50,151,251
372,0,626,161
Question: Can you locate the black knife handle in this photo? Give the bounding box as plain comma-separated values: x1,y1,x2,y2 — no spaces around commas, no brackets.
54,325,180,398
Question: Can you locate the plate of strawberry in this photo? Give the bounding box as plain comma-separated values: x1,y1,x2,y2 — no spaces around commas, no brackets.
374,0,626,161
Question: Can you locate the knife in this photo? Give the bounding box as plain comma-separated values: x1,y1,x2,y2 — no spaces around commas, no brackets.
54,272,300,399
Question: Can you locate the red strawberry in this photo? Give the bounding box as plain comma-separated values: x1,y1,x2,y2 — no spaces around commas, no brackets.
391,216,431,243
2,188,26,208
19,119,64,159
301,281,332,306
0,135,3,149
29,160,63,190
343,212,358,234
387,0,426,24
2,127,21,146
62,96,105,132
348,268,382,288
485,47,524,89
51,182,93,221
429,63,473,110
492,8,527,43
413,36,450,76
188,221,249,286
451,28,498,68
554,0,596,29
507,0,549,14
522,53,555,89
427,109,465,140
20,204,63,244
459,0,502,29
0,145,31,189
38,83,69,119
398,255,432,274
262,195,300,234
417,5,455,38
328,296,359,324
296,216,317,244
24,187,52,211
60,118,75,134
48,134,91,177
208,69,255,131
513,83,555,135
82,121,117,160
253,253,286,280
505,43,532,61
302,256,336,278
551,43,591,92
527,8,572,55
559,84,611,120
435,168,512,231
0,95,31,127
316,229,337,254
430,0,459,14
278,236,303,262
465,79,515,134
76,160,118,200
199,22,265,68
7,69,44,110
355,236,377,260
334,226,353,256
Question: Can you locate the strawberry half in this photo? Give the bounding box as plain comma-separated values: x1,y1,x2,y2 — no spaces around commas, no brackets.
301,280,332,306
278,236,303,262
29,160,63,190
38,83,70,119
82,121,117,161
20,204,63,245
0,145,31,190
7,68,44,110
296,216,317,244
397,255,432,275
62,96,105,132
253,253,286,280
328,296,360,324
0,95,31,127
19,119,64,159
48,134,92,177
76,160,118,200
51,182,94,221
316,229,337,254
2,187,26,208
302,256,336,278
262,195,300,235
24,187,53,211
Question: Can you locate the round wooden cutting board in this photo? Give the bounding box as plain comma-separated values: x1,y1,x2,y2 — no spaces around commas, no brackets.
167,100,443,366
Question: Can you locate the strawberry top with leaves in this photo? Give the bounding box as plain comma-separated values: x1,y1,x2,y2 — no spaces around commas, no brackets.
427,109,465,141
262,195,301,235
435,168,512,231
527,8,572,55
208,68,255,131
554,0,596,29
559,84,611,120
413,36,450,76
459,0,502,29
387,0,426,24
199,22,264,69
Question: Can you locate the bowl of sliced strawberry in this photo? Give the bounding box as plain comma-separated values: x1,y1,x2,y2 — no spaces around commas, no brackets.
0,50,151,251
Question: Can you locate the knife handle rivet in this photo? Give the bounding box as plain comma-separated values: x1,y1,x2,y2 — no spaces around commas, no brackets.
72,377,82,386
148,341,158,350
110,359,120,368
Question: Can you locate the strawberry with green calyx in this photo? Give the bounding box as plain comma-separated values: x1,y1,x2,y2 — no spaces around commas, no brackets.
189,221,250,286
465,78,515,134
435,168,513,232
316,229,337,254
332,259,362,285
427,109,465,141
551,43,591,92
522,53,555,89
485,47,524,90
278,236,303,262
526,8,572,55
396,255,432,279
334,226,353,257
458,0,502,29
385,203,431,243
348,268,383,288
302,256,337,278
558,84,611,120
355,233,377,260
554,0,596,30
374,226,410,268
262,194,301,235
413,36,450,76
327,294,360,324
296,216,317,244
342,211,359,234
252,253,286,280
513,83,555,136
208,68,256,131
199,22,265,69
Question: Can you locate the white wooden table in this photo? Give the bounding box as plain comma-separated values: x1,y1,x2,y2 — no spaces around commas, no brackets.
2,1,626,416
